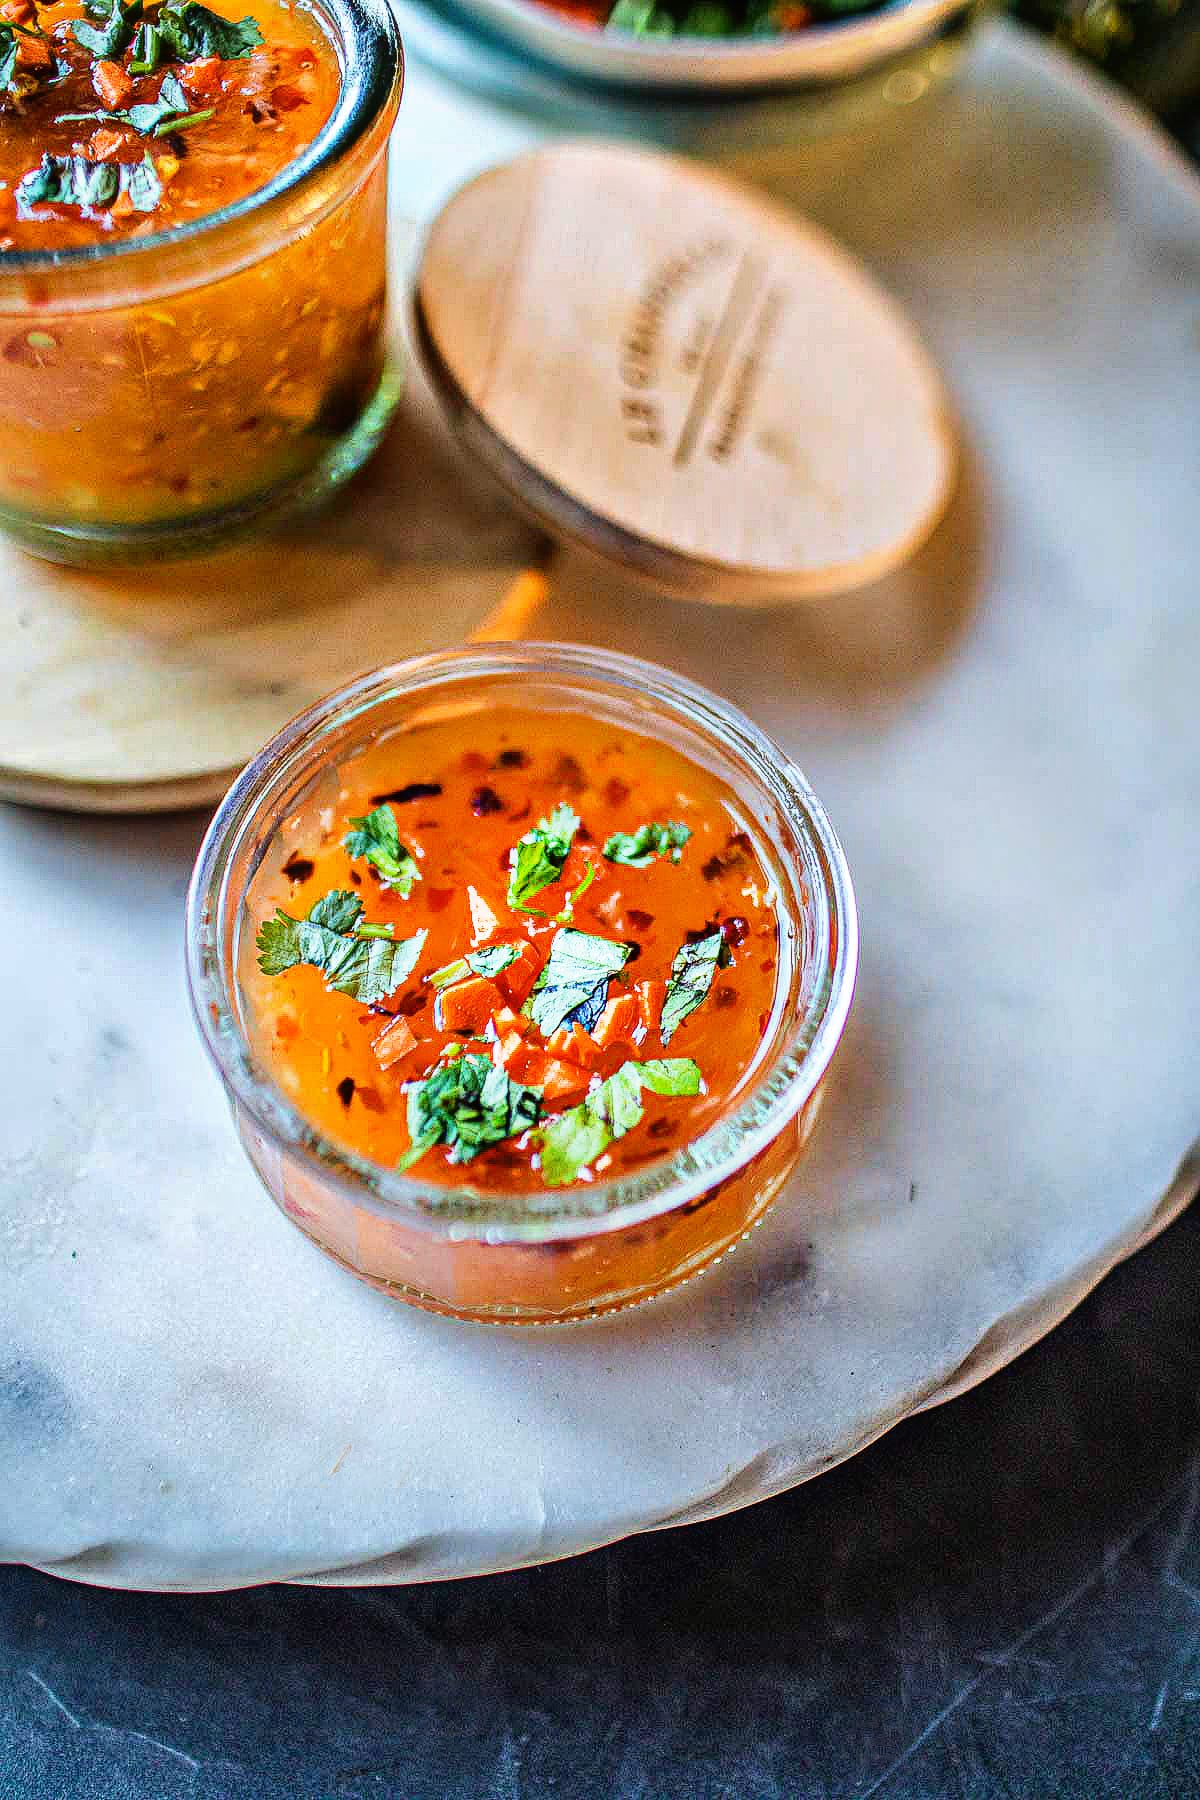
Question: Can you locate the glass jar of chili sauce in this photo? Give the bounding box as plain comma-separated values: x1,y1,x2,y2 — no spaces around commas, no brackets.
186,644,858,1324
0,0,400,561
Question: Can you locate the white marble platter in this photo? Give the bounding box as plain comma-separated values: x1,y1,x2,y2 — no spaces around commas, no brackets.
3,23,1200,1589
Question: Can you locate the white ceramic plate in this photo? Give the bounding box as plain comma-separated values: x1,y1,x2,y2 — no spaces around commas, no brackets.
4,25,1200,1593
430,0,971,92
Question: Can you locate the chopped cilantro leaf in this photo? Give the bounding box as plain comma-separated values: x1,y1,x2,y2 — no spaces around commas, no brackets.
538,1104,611,1188
539,1057,702,1186
659,929,729,1045
396,1053,541,1173
507,802,580,914
306,889,364,934
256,888,426,1005
123,151,162,211
426,943,521,990
466,943,522,980
635,1058,704,1096
57,70,206,135
71,0,142,59
602,821,691,868
527,928,631,1037
158,0,262,59
128,18,161,69
343,804,420,897
0,22,24,91
16,151,161,215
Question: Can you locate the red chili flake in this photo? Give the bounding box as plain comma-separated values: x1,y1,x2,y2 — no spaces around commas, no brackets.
722,916,750,948
714,985,738,1009
627,909,655,932
271,82,307,111
702,831,753,882
623,941,642,963
648,1118,677,1139
281,854,314,883
496,748,527,768
371,782,442,804
397,991,428,1016
603,776,632,808
760,957,774,973
554,754,586,794
425,887,455,914
336,1077,355,1107
235,416,260,433
459,751,488,773
416,818,439,830
349,870,362,886
356,1085,386,1114
471,785,504,816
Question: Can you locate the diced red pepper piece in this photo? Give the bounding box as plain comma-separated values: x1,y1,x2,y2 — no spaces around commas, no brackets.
593,993,638,1049
16,31,51,68
490,1005,528,1037
87,126,129,162
93,59,133,108
546,1023,603,1071
493,941,541,1006
372,1014,418,1071
181,57,222,98
492,1028,526,1070
539,1057,592,1103
635,979,667,1033
437,977,504,1035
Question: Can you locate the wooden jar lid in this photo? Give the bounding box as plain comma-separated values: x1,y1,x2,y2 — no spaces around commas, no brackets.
415,141,955,606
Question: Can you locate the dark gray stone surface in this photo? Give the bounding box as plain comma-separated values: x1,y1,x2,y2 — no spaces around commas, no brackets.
3,1200,1200,1799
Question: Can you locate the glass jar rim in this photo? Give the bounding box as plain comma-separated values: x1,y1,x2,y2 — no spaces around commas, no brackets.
0,0,401,280
185,642,859,1243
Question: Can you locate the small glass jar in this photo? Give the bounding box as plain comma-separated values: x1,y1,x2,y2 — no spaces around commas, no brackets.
0,0,402,564
186,644,858,1323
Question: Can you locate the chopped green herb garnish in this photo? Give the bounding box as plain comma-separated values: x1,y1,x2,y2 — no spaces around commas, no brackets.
660,929,729,1045
396,1053,542,1172
16,150,161,215
158,0,262,59
343,804,420,897
71,0,142,60
539,1058,701,1186
527,928,632,1037
507,802,580,915
602,821,691,868
0,20,34,92
127,18,161,70
256,888,426,1005
56,73,212,136
555,861,596,925
427,943,521,990
122,150,162,210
